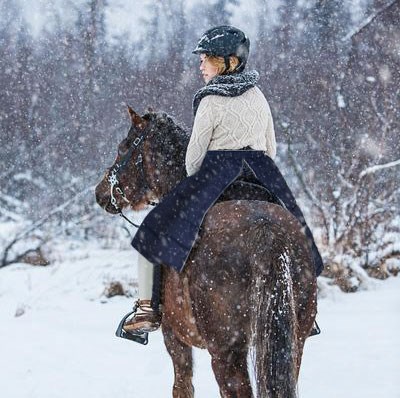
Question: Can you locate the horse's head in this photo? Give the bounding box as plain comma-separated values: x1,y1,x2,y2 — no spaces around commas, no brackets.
95,106,188,214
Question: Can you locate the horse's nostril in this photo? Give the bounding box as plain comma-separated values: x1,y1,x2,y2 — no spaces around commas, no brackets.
105,201,120,214
96,195,108,209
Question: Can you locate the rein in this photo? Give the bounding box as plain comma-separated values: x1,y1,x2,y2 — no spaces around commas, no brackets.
119,212,142,228
107,126,157,228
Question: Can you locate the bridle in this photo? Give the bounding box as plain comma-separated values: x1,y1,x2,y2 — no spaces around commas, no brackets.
107,125,157,228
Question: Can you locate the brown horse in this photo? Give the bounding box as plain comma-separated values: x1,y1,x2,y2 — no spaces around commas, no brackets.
95,107,317,398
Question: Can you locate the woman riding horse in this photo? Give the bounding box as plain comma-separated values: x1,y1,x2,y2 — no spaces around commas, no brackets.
124,25,324,333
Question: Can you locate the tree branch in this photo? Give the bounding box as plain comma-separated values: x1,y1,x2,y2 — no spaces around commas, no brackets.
1,246,44,268
359,158,400,178
285,136,330,242
1,184,96,268
342,0,399,42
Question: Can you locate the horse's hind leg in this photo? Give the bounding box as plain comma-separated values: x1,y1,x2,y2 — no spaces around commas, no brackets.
162,324,194,398
209,347,253,398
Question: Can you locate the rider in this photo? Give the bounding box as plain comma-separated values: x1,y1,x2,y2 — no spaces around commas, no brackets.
123,26,324,334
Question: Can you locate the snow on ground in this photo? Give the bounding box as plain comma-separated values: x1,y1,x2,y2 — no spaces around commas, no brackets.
0,246,399,398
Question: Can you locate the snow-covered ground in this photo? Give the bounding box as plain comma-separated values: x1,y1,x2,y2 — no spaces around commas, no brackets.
1,246,399,398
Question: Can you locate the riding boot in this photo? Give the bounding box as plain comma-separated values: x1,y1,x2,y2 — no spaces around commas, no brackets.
123,255,162,334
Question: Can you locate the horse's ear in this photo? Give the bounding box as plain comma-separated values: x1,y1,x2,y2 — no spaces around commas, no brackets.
127,105,146,129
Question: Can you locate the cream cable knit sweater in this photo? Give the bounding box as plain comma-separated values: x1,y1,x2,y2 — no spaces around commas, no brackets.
185,86,276,176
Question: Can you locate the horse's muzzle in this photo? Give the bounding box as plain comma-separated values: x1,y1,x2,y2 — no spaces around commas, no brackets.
95,183,119,214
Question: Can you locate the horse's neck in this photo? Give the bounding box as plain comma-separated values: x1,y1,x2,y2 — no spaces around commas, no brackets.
157,129,189,198
170,137,189,186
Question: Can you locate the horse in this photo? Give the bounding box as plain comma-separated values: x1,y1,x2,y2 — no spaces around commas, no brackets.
95,106,317,398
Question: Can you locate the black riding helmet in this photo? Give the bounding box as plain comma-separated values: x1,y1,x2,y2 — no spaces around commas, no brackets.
192,25,250,73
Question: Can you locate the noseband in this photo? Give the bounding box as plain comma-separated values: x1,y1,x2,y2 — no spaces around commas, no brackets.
108,126,156,228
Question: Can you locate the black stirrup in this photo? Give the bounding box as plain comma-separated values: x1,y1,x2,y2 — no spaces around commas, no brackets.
115,305,149,345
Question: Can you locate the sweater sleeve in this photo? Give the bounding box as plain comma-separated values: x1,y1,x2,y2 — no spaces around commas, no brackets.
264,100,277,159
185,96,215,176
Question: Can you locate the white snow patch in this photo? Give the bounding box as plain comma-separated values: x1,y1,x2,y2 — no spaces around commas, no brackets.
337,93,346,108
1,245,399,397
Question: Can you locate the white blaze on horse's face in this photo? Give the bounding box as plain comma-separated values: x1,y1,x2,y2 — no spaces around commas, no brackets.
199,54,219,83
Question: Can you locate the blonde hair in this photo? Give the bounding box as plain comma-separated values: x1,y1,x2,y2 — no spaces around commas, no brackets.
207,55,240,75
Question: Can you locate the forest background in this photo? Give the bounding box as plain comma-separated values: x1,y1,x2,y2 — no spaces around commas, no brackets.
0,0,399,292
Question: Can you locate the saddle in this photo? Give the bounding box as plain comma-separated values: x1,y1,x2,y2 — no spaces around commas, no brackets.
216,163,284,206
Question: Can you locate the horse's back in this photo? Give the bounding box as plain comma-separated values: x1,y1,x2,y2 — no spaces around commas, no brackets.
201,199,299,232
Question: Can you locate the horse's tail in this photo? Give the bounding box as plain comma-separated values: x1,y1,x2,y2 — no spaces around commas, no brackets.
249,219,298,398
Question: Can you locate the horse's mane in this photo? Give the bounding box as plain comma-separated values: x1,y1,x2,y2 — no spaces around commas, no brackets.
143,111,189,142
141,111,189,188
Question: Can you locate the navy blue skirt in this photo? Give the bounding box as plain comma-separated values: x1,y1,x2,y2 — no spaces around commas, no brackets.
131,150,323,275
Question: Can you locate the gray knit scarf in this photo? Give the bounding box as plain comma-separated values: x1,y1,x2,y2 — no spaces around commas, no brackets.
192,70,260,116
